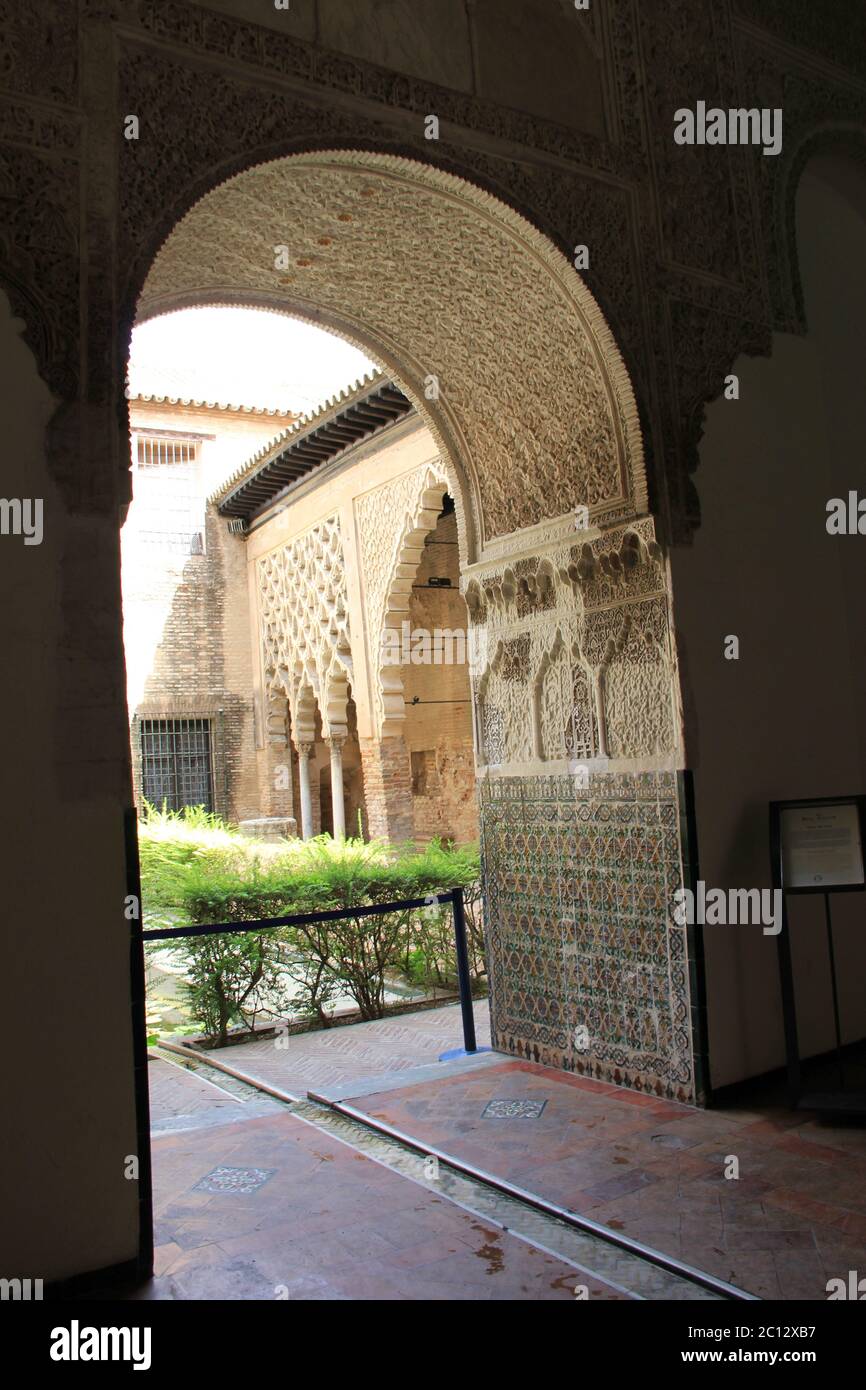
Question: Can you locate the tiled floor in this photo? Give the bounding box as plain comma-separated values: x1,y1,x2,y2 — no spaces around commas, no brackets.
145,1109,626,1300
200,998,491,1098
331,1061,866,1300
145,1009,866,1300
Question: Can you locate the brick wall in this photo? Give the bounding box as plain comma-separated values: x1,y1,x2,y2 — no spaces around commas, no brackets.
126,504,264,822
359,736,415,844
124,402,296,824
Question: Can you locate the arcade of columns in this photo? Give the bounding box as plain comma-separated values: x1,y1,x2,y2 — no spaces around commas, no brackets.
247,420,473,846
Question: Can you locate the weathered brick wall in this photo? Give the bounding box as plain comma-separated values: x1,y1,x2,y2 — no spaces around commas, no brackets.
127,505,262,822
359,736,415,845
124,402,297,824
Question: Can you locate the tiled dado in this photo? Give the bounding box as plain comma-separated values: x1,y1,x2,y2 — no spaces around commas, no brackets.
479,771,700,1104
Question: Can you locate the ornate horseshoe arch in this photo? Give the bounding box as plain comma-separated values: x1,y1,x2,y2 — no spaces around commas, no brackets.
136,148,648,566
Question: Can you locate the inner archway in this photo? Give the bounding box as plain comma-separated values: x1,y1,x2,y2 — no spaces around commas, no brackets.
136,149,698,1106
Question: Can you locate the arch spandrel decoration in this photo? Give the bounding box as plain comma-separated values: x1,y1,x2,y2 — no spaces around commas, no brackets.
137,150,648,560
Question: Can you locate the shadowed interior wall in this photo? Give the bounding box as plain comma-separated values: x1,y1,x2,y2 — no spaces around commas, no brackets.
671,163,866,1090
0,293,140,1279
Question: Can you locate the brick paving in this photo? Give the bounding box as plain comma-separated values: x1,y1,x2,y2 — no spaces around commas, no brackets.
333,1060,866,1300
148,1056,244,1122
143,1110,626,1300
201,998,491,1099
147,1008,866,1299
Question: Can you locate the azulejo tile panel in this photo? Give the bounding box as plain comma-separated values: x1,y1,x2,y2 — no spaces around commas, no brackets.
480,772,697,1103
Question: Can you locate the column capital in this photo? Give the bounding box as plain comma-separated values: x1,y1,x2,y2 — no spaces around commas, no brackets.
325,734,346,752
296,740,315,760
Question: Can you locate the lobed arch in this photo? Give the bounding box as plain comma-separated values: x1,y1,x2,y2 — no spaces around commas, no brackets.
322,664,352,741
289,682,318,750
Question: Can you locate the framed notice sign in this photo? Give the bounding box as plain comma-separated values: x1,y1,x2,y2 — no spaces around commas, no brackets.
770,794,866,1115
779,799,865,891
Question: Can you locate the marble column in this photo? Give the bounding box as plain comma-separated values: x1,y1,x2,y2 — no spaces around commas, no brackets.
326,735,346,839
296,741,314,840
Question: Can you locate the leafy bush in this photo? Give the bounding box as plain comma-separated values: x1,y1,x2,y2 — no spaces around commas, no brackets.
139,803,298,1041
138,801,255,915
138,807,485,1039
392,840,486,991
177,930,292,1046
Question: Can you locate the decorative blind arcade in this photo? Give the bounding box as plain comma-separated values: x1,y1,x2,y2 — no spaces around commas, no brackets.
140,718,214,813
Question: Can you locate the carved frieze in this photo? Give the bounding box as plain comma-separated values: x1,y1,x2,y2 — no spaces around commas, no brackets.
472,520,676,770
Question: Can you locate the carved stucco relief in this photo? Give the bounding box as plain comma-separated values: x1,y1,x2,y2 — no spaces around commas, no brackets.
0,1,859,546
137,150,647,553
536,635,598,765
0,136,81,402
257,515,352,741
470,520,677,770
477,642,534,768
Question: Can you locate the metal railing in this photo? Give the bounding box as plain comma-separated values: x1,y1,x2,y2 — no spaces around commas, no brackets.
141,887,479,1054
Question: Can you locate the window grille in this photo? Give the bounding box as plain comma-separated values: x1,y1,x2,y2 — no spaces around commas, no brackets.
136,437,198,467
130,433,205,555
140,717,214,812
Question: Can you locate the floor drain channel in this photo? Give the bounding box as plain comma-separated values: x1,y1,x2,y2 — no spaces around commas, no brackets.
290,1099,721,1302
171,1055,722,1302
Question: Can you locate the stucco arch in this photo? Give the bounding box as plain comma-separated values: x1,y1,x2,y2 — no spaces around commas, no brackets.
375,461,450,737
136,149,647,563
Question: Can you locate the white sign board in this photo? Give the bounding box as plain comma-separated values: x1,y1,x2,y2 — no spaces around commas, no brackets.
780,802,865,890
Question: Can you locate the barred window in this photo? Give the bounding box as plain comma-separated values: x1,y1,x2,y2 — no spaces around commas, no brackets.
140,718,213,812
130,433,206,555
136,436,198,467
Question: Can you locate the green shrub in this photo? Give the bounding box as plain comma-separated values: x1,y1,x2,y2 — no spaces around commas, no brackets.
178,930,292,1046
138,801,254,914
140,812,485,1037
390,839,485,991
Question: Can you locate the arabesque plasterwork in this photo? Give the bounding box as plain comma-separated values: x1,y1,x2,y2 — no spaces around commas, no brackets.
138,150,647,554
257,515,352,741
